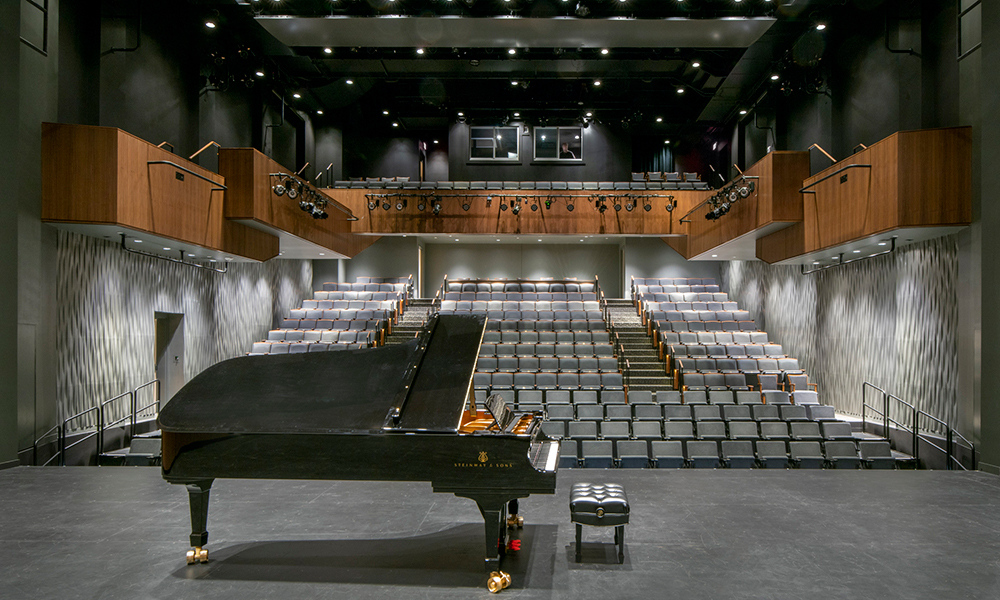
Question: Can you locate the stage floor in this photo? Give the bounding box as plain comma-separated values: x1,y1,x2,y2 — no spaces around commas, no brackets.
2,467,1000,599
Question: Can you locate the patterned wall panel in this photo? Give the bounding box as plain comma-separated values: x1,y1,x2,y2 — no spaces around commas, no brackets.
721,235,959,431
56,231,312,430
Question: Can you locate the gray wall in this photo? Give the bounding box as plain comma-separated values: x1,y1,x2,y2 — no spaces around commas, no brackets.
423,243,622,298
57,232,312,431
446,121,630,182
313,237,422,293
721,236,959,430
623,238,723,298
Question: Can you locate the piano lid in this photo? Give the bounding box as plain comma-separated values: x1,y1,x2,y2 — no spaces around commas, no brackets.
158,314,486,435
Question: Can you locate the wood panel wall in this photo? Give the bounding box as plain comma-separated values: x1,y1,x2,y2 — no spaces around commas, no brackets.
758,127,972,263
682,151,810,259
218,148,373,258
41,123,277,261
330,188,703,236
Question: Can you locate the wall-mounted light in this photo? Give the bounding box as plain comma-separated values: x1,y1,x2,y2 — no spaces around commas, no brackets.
396,198,407,211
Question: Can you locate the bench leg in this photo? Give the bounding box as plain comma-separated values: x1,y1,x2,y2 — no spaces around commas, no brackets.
575,523,582,562
615,525,625,564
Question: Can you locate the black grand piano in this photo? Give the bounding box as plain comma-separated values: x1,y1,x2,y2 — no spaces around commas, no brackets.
159,313,559,592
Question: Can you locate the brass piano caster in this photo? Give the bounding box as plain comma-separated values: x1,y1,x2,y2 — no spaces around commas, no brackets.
186,547,208,565
506,515,524,528
487,571,511,593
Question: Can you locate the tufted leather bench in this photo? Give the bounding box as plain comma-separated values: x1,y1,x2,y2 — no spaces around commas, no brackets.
570,482,630,563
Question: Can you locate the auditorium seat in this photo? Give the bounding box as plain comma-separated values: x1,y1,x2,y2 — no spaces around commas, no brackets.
631,421,663,440
806,405,837,421
789,422,823,442
657,390,682,404
651,441,686,468
605,404,633,421
722,405,752,421
576,404,604,422
599,421,631,441
727,421,759,440
636,404,665,420
686,441,721,468
825,441,862,469
789,441,825,469
560,440,579,468
721,440,756,468
859,441,895,469
755,441,790,468
663,421,695,440
568,421,599,440
580,440,615,468
616,440,651,468
545,404,574,421
695,421,727,441
541,421,565,439
821,421,855,441
779,405,809,422
759,421,790,440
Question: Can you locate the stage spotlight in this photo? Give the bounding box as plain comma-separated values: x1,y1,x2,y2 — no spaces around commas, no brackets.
462,200,471,211
273,182,286,196
432,201,442,215
285,181,299,199
382,200,391,211
417,199,426,211
511,200,521,215
300,199,313,212
614,200,623,211
643,199,652,212
396,198,407,211
531,202,538,211
665,198,675,212
566,200,575,211
368,199,377,210
625,200,635,212
486,195,493,207
545,199,552,209
500,199,509,211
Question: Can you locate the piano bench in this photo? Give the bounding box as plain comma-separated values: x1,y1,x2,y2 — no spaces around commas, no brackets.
570,482,630,564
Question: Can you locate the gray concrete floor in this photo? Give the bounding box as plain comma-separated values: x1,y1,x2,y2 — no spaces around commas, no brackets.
3,467,1000,599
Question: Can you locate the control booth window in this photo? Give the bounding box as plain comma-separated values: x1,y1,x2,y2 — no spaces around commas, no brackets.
534,127,583,161
470,126,520,161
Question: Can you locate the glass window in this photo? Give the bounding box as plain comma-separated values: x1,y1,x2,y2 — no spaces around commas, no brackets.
470,126,519,160
534,126,583,161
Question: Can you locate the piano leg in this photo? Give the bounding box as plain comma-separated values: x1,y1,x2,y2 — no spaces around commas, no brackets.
476,499,508,573
185,480,214,564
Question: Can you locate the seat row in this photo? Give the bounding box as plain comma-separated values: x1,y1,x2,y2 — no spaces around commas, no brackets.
643,302,738,317
440,299,601,311
439,308,604,322
639,293,730,304
484,320,609,332
321,282,408,293
487,387,815,406
632,277,717,287
476,388,626,406
266,328,379,343
285,309,393,323
479,342,615,358
649,310,754,323
678,370,806,393
635,283,721,293
249,340,369,355
478,357,619,373
659,331,769,349
675,357,801,376
668,343,785,361
473,372,624,391
632,171,702,183
560,439,894,469
543,402,836,423
304,295,401,307
278,318,386,333
445,280,597,293
290,304,395,318
654,320,759,333
483,330,612,344
542,419,856,444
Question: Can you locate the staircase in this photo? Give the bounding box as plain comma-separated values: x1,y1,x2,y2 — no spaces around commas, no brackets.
384,298,433,346
606,299,674,393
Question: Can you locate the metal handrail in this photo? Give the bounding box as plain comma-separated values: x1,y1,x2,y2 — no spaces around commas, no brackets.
32,423,61,467
861,381,975,470
99,391,133,457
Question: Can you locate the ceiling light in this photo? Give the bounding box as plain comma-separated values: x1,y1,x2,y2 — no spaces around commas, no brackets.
346,79,354,85
324,47,332,54
511,80,518,86
585,112,592,117
739,109,747,115
770,74,780,81
692,61,701,68
205,21,216,29
853,249,861,253
513,112,520,117
416,48,425,55
656,117,662,123
664,140,670,145
712,255,718,258
676,87,685,94
318,253,325,257
593,80,602,86
600,48,609,55
396,199,407,211
316,110,324,115
292,93,301,99
255,70,265,77
816,23,827,31
878,242,887,246
163,247,171,251
433,140,439,144
508,48,517,55
457,111,464,116
392,122,399,127
383,110,389,115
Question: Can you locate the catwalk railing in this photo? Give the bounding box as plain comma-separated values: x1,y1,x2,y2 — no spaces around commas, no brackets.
861,382,975,470
32,379,161,466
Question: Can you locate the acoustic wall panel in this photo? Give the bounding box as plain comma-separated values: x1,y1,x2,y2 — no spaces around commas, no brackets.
722,235,958,431
56,231,312,431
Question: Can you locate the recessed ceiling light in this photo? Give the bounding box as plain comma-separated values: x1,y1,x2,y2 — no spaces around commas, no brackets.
392,122,399,127
255,70,265,77
664,140,671,144
457,111,464,116
585,111,592,117
878,242,887,246
316,110,324,115
134,240,142,243
292,93,301,99
383,110,389,115
511,80,518,86
319,253,325,256
676,87,685,94
163,247,171,251
739,109,748,115
205,21,216,29
593,80,602,86
324,47,332,54
538,239,542,242
816,23,827,31
813,261,819,265
712,254,718,258
188,253,195,257
346,79,354,85
508,48,517,55
656,117,662,123
770,74,780,81
853,249,861,253
513,112,520,117
433,139,439,144
416,48,425,55
600,48,609,55
692,61,701,68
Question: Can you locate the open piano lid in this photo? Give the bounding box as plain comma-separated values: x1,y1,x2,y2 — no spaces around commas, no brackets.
158,314,487,435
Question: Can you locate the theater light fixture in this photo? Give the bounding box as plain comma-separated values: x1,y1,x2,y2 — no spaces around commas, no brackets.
643,198,652,212
368,199,377,210
382,199,391,211
566,200,575,212
625,199,635,212
432,200,442,215
530,201,538,211
462,199,471,211
396,198,407,211
500,198,508,211
273,181,287,196
511,199,521,215
285,181,300,199
545,199,552,209
614,199,623,211
416,198,426,211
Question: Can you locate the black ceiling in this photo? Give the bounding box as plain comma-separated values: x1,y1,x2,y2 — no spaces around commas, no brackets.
195,0,837,135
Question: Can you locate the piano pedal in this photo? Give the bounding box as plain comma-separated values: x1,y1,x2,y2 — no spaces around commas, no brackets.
487,571,512,593
506,539,521,552
185,547,209,565
506,514,524,528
